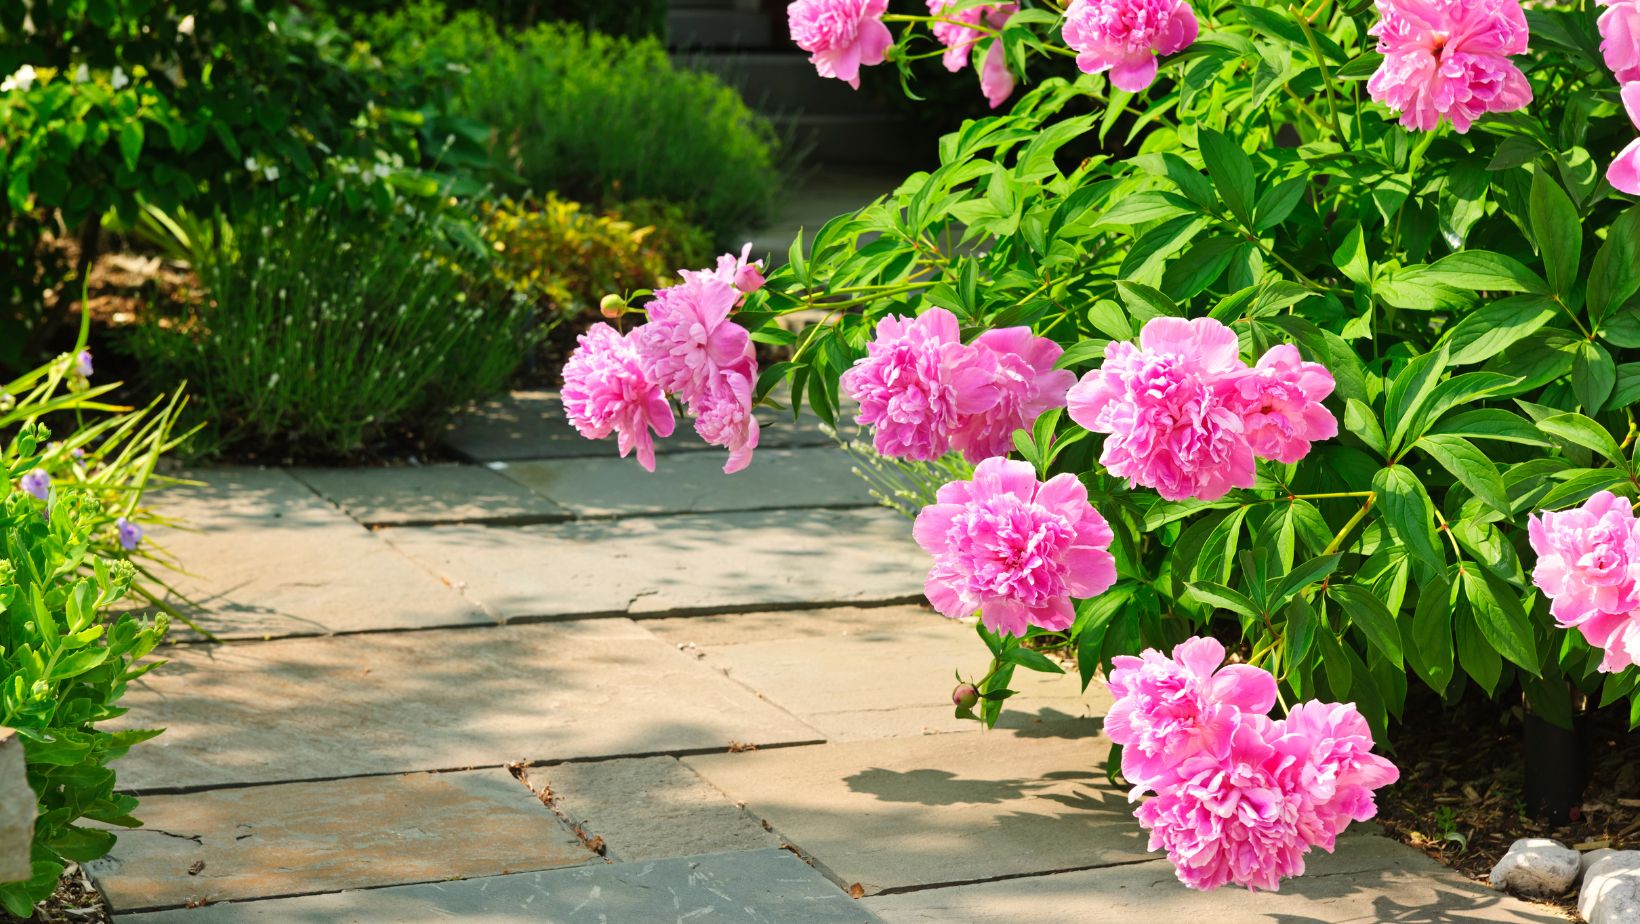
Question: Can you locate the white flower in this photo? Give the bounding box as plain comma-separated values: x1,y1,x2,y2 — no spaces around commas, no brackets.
110,66,128,89
262,165,279,182
2,65,37,93
178,14,195,35
244,156,259,172
73,64,88,83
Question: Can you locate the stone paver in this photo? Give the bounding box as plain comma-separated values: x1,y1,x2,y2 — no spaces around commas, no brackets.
863,835,1567,923
685,727,1145,895
89,770,591,912
444,390,833,462
380,508,926,621
0,727,32,883
535,757,782,862
290,465,569,527
145,468,488,639
114,850,884,924
498,447,872,518
114,619,822,791
654,606,1111,740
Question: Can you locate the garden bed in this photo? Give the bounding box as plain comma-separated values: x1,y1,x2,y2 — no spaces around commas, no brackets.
1381,688,1640,913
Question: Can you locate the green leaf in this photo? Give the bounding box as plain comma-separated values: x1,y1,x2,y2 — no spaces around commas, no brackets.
1537,412,1625,464
1372,465,1445,570
1419,250,1547,294
1444,295,1558,365
1189,581,1263,619
1253,175,1307,232
999,645,1066,675
1573,340,1617,413
118,120,144,173
1330,583,1404,668
1528,170,1582,298
1385,346,1449,452
1461,567,1540,673
1589,207,1640,325
1345,399,1387,457
1408,570,1455,693
1417,434,1512,514
1428,409,1552,446
1271,554,1342,604
1332,224,1370,285
1199,129,1256,226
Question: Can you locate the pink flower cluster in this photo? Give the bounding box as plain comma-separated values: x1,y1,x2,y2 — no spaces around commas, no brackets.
840,308,1075,463
914,457,1116,637
1106,638,1399,891
1529,491,1640,672
1066,318,1336,502
788,0,892,89
1597,0,1640,195
1062,0,1199,93
1366,0,1532,133
560,247,767,473
928,1,1019,108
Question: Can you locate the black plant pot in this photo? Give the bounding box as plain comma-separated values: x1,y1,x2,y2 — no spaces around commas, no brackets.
1522,710,1592,821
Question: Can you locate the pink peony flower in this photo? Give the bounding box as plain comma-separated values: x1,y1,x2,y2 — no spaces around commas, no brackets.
1268,701,1399,853
561,323,676,472
1066,317,1256,501
634,274,752,407
1104,636,1280,793
913,457,1116,637
788,0,893,89
1609,83,1640,195
1219,344,1339,465
947,327,1076,463
695,243,766,301
1062,0,1199,92
840,308,1000,461
1135,717,1312,891
1366,0,1533,133
1599,0,1640,83
928,1,1019,107
1529,491,1640,672
691,363,762,475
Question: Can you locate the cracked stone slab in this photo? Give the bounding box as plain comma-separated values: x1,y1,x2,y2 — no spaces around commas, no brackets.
112,619,823,790
864,835,1567,923
654,606,1112,741
379,508,926,622
534,757,781,862
497,447,872,518
685,727,1145,895
289,464,569,527
0,728,33,883
143,468,490,639
88,769,591,912
443,390,834,462
114,849,884,923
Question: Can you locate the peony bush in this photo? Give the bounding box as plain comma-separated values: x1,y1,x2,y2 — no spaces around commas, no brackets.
566,0,1640,892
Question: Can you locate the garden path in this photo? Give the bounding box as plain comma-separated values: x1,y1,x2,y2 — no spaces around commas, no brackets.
85,390,1569,922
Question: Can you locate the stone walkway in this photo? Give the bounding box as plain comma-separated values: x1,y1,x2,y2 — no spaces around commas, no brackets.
87,391,1569,922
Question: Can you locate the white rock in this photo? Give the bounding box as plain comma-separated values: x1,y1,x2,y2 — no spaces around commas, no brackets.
1,727,35,884
1489,837,1580,898
1583,848,1618,882
1581,851,1640,924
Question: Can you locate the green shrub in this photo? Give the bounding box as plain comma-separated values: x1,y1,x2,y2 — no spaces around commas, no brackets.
318,0,666,37
0,346,179,916
483,194,711,331
130,191,534,458
363,8,786,239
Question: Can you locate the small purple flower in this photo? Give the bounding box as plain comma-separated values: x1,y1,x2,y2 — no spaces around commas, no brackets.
76,350,93,378
116,517,143,551
19,469,49,501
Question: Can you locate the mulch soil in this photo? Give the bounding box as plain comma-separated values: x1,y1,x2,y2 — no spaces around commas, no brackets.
1379,686,1640,913
0,866,111,924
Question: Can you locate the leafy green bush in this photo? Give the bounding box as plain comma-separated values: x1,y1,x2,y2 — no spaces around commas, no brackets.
742,7,1640,742
317,0,666,37
0,346,178,916
362,7,786,239
483,194,711,332
130,191,534,458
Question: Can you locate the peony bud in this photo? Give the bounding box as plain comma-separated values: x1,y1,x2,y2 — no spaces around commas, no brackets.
952,682,979,710
599,294,627,318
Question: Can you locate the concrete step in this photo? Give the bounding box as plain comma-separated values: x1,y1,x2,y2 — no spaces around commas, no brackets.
680,51,873,116
668,9,775,49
